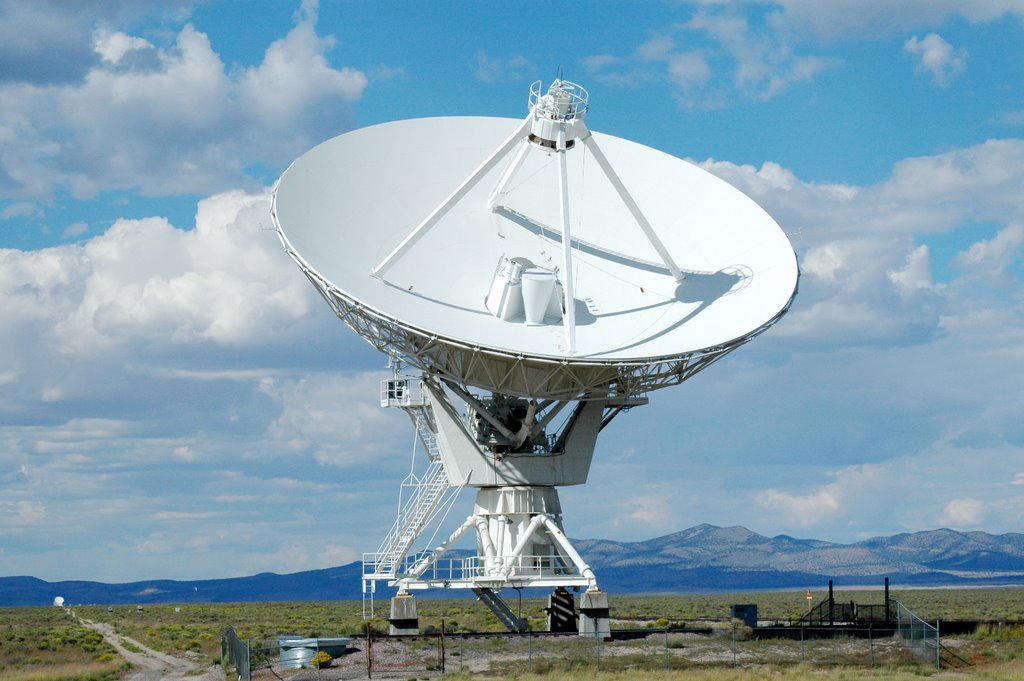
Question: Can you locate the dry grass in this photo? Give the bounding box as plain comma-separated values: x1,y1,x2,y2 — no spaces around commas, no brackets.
441,660,1024,680
0,606,125,681
0,660,125,681
4,588,1023,679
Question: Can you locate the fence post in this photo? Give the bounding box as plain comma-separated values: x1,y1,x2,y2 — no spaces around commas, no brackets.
664,627,669,668
869,623,873,666
366,624,373,679
440,619,446,675
936,620,941,670
245,639,251,681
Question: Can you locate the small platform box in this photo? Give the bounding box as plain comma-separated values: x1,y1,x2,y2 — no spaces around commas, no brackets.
380,378,427,408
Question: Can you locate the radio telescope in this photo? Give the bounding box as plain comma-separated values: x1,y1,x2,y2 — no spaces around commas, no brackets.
272,79,798,634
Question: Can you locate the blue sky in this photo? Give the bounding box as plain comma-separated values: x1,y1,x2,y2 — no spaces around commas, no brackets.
2,0,1023,583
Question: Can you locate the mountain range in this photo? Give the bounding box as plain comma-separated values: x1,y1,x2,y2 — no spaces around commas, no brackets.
574,524,1024,593
4,524,1023,606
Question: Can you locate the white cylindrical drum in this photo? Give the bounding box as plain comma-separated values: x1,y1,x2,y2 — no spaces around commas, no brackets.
521,269,556,325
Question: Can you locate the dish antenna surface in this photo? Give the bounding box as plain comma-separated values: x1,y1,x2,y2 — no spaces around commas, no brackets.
273,78,798,634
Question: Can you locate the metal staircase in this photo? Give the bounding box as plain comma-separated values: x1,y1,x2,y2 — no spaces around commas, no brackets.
364,380,451,580
473,587,527,632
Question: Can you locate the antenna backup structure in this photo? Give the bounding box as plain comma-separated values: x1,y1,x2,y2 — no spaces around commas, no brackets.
272,79,799,634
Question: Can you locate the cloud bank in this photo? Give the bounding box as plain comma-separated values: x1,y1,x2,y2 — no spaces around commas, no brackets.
0,3,366,203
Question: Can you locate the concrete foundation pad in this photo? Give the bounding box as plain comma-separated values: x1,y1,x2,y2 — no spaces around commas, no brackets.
389,594,419,635
579,590,610,638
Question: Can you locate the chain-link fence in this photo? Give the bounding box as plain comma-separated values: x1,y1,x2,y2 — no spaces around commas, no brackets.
222,626,251,681
223,622,944,680
895,600,941,669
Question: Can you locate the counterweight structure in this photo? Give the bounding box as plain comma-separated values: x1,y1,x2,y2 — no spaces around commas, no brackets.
272,79,799,631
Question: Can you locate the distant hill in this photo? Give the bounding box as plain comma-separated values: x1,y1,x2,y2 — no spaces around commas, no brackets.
575,524,1024,593
4,525,1023,606
0,564,363,607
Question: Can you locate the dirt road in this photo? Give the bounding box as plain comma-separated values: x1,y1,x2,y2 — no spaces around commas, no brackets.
79,618,221,681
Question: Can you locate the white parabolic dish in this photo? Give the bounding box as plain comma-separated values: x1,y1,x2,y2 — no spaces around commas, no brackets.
273,116,798,398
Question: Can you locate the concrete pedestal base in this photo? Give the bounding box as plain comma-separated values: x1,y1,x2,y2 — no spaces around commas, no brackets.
388,594,419,635
578,590,610,638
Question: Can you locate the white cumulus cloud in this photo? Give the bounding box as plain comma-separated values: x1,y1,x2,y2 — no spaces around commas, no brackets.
904,33,968,86
264,372,408,468
0,9,367,202
583,5,837,107
43,190,312,356
952,223,1024,274
92,27,154,65
889,245,935,299
474,51,534,84
698,138,1024,349
938,498,986,526
778,1,1024,40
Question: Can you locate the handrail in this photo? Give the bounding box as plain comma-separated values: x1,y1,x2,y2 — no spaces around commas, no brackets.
529,79,589,121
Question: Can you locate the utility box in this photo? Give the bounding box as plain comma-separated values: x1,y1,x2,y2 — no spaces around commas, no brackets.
731,604,758,628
